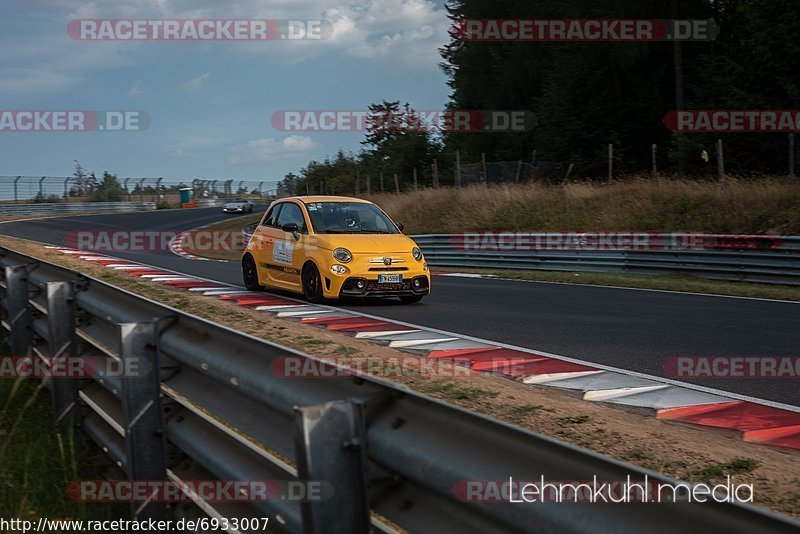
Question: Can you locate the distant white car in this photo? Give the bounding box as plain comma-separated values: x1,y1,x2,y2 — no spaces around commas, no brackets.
223,199,254,213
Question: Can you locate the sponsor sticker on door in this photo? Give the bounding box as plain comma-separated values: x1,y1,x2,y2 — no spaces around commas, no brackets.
273,241,294,264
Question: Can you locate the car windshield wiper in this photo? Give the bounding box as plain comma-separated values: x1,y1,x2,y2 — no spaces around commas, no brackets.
322,229,361,234
360,230,396,234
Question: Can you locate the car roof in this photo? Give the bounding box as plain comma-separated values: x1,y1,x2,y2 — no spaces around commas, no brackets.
285,195,371,204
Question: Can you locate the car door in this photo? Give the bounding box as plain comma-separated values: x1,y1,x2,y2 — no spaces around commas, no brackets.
249,203,282,286
271,201,310,288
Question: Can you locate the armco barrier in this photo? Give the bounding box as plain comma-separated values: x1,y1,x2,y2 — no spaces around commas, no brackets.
412,233,800,286
1,247,798,533
198,198,225,208
0,202,156,216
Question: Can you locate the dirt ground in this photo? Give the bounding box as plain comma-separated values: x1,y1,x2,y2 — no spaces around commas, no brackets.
1,235,798,518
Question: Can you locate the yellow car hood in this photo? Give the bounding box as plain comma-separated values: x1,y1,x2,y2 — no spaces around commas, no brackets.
313,233,417,254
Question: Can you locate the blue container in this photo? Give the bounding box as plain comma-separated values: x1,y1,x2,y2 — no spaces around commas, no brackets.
179,187,193,204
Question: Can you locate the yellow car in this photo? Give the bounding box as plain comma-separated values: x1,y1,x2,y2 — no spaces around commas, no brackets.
241,196,430,303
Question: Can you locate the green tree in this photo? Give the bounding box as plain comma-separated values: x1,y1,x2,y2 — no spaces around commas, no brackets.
89,172,126,202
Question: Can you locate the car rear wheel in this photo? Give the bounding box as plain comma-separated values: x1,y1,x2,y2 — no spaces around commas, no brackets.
400,295,424,304
302,263,324,303
242,255,263,291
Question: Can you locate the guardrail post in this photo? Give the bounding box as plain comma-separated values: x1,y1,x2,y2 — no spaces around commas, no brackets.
119,321,168,521
294,399,369,534
5,265,32,356
46,281,78,429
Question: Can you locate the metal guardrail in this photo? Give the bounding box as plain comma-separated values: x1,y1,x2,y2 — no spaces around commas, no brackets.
0,202,156,216
412,233,800,286
197,199,225,208
0,247,798,533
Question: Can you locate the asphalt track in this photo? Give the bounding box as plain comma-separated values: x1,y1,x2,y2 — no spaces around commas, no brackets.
2,207,798,406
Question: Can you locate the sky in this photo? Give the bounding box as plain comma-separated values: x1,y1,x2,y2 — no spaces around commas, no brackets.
0,0,452,186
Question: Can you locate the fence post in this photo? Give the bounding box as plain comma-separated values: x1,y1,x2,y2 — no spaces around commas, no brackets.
354,173,360,196
38,177,46,198
413,167,418,190
651,144,658,175
294,399,370,534
432,159,439,188
14,176,21,203
481,153,487,183
63,177,71,201
119,321,168,521
454,151,460,188
608,144,613,181
716,139,725,179
790,133,796,180
564,164,575,181
5,265,32,357
47,281,78,429
531,149,537,166
366,175,371,195
393,173,400,193
379,172,384,193
515,160,523,183
156,177,163,204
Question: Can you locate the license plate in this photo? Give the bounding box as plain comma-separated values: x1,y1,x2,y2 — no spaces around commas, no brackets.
377,274,402,284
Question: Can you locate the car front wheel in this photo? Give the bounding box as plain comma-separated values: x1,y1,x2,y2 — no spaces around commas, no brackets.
302,263,324,303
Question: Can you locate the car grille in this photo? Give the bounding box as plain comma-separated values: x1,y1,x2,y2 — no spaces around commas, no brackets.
367,280,411,291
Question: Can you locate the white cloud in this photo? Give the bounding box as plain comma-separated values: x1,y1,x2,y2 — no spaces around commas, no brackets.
128,80,143,96
59,0,450,68
228,136,318,166
182,72,211,91
0,68,74,95
0,0,449,98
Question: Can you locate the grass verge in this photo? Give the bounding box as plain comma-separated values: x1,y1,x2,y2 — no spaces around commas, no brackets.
367,178,800,235
0,338,126,522
180,213,260,262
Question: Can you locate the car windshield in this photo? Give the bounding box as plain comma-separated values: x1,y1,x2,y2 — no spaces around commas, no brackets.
305,202,398,234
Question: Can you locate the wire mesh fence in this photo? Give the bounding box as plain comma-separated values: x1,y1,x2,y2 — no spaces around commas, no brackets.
459,160,568,186
0,176,280,204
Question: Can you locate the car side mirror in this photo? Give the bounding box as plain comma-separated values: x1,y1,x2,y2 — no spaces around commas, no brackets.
281,222,301,240
396,222,405,232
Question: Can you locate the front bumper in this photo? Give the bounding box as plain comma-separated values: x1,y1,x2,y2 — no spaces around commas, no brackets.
338,275,430,298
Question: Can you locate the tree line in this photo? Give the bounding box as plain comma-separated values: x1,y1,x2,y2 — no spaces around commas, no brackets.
278,0,799,195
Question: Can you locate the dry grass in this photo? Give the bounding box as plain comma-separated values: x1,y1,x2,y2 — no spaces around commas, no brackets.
368,176,800,235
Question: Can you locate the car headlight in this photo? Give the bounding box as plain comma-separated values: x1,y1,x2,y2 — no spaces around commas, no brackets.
333,248,352,263
330,264,348,275
412,247,423,261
